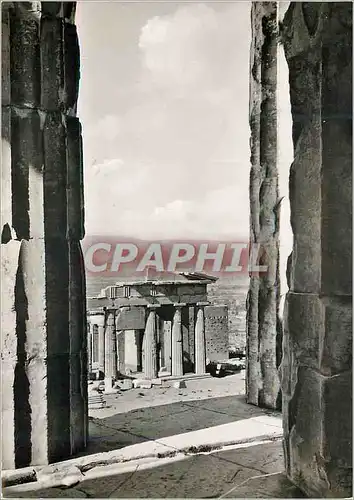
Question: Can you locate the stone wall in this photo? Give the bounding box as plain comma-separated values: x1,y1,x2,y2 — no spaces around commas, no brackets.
1,2,87,468
247,2,281,410
280,3,352,497
204,305,229,362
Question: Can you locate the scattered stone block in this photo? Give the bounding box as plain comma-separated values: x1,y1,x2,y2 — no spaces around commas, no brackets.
173,380,187,389
133,379,152,389
151,378,162,386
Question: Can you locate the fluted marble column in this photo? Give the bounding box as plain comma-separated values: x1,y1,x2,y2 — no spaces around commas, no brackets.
104,311,116,392
195,304,207,375
172,304,184,377
143,306,159,379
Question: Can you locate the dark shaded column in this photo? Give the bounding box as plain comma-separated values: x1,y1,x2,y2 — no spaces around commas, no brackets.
1,1,86,467
280,3,352,497
247,2,281,410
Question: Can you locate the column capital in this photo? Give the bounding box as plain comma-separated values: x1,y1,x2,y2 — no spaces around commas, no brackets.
173,302,187,308
196,301,209,307
147,303,161,309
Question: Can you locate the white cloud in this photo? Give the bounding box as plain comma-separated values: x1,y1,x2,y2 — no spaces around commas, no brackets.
78,2,252,240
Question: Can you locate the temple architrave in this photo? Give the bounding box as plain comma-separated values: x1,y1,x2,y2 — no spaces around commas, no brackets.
86,272,229,388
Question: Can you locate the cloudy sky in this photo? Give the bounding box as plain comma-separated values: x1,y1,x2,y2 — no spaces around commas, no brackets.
76,1,252,241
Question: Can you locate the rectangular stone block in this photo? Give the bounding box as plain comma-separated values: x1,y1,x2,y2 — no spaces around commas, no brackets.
289,119,321,293
41,2,63,18
45,237,70,355
321,297,352,375
69,242,85,354
47,354,71,462
205,305,228,362
116,306,146,330
287,367,327,497
286,292,324,370
2,6,10,105
64,23,80,112
40,18,64,110
66,117,84,239
1,108,11,231
10,8,40,107
321,120,352,296
11,108,43,239
43,112,67,238
323,370,352,467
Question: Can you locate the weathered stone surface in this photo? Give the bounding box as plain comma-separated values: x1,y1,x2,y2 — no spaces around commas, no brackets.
66,117,84,239
204,305,228,363
247,2,281,410
285,292,324,370
321,297,352,375
288,119,321,293
43,113,67,237
10,5,41,107
1,2,87,468
11,108,43,240
1,240,21,469
281,3,352,497
40,18,64,110
2,5,11,105
63,23,80,113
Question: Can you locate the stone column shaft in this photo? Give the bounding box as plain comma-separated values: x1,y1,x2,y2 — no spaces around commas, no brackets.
104,312,117,390
87,322,92,375
97,321,105,376
163,320,172,373
171,305,184,377
143,308,158,379
195,306,206,375
247,2,280,410
1,2,86,467
117,330,125,374
279,3,352,497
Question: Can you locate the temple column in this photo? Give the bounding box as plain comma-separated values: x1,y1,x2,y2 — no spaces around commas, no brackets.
87,321,92,376
280,4,352,496
171,304,184,377
104,311,116,392
163,320,172,373
142,306,159,379
195,304,207,375
96,315,105,378
1,1,87,466
117,330,125,374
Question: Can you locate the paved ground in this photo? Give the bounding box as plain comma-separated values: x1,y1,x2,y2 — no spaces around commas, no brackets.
4,442,305,498
83,372,278,457
3,373,296,498
89,371,247,418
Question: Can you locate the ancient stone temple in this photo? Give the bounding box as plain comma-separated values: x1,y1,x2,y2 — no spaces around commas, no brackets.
86,273,229,387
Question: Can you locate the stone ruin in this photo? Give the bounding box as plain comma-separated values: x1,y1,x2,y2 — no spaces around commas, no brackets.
1,2,352,497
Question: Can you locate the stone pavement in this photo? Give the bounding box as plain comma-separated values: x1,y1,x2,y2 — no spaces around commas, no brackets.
3,441,305,498
84,393,278,456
